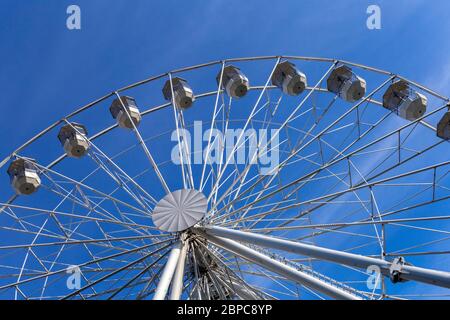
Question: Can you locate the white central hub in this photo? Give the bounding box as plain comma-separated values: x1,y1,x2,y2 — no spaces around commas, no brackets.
152,189,207,232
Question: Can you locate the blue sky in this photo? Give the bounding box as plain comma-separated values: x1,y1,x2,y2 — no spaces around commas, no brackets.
1,0,450,157
1,0,450,299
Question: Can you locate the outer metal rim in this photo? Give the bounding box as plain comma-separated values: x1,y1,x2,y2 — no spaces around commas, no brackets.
2,55,448,171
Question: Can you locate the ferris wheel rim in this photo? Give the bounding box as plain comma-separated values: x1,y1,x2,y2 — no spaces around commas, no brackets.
1,54,449,172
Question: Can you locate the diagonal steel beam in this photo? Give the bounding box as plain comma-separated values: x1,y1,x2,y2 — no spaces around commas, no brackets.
196,226,450,289
195,229,362,300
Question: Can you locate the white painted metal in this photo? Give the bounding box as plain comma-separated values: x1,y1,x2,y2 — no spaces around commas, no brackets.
197,226,450,289
153,241,182,300
197,230,362,300
114,91,171,194
152,189,207,232
2,56,450,300
169,240,188,300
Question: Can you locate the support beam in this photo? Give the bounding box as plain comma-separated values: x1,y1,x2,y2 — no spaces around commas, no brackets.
169,240,188,300
196,226,450,289
153,241,182,300
214,274,262,300
196,231,362,300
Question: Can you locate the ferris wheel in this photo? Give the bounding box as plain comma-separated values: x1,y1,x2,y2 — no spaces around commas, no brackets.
1,55,450,300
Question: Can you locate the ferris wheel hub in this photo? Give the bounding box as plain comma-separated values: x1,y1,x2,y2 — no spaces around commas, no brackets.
152,189,208,232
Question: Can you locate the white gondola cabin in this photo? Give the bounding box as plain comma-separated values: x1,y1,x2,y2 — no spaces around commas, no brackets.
110,96,142,129
437,111,450,140
327,65,366,102
216,65,249,98
383,80,427,121
163,77,195,109
271,61,307,96
57,123,89,158
7,158,41,195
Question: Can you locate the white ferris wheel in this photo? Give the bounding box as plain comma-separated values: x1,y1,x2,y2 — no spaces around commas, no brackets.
1,55,450,300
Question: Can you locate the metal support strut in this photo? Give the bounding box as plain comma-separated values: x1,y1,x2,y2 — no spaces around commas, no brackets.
195,229,362,300
195,226,450,289
169,239,189,300
153,241,182,300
